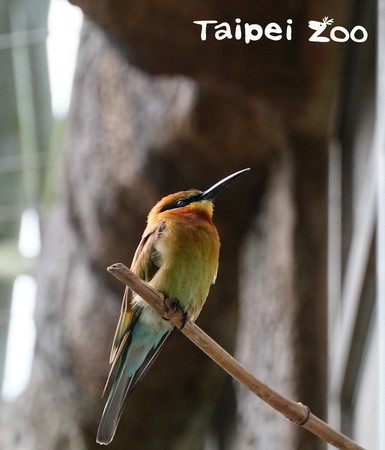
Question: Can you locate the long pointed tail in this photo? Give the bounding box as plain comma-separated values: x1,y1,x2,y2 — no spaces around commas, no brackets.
96,364,132,445
96,327,173,445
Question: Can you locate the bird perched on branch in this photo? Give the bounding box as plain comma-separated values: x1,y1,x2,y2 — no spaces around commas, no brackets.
97,168,250,445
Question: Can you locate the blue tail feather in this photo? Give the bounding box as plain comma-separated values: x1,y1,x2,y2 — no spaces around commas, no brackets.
96,322,173,445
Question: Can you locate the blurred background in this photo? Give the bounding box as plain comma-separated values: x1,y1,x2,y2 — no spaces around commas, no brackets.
0,0,382,449
0,0,82,403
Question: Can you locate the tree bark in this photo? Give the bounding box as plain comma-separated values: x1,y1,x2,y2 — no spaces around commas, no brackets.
235,155,298,449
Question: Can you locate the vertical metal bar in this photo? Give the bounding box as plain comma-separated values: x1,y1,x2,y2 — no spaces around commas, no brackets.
376,0,385,448
327,139,342,435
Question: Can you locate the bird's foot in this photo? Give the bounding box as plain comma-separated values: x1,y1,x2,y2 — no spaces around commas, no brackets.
163,297,188,329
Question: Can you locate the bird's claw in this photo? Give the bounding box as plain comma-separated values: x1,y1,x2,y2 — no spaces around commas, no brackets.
163,297,188,329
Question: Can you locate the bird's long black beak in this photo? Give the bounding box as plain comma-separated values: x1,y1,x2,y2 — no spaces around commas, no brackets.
200,168,250,201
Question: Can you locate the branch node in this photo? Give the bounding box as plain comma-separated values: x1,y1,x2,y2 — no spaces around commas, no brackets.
295,402,311,426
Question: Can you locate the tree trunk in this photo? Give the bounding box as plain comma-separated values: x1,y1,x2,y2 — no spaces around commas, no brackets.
235,155,297,449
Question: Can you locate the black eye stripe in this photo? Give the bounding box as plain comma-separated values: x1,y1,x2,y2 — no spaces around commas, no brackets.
160,193,201,212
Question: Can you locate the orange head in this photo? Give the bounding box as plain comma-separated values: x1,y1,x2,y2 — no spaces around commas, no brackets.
148,168,250,224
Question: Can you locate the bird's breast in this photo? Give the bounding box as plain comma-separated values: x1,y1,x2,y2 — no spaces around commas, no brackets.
152,214,220,320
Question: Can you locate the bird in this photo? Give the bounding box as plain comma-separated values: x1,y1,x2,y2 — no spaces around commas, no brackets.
96,168,250,445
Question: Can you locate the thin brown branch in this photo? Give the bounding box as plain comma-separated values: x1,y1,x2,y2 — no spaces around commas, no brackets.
107,263,365,450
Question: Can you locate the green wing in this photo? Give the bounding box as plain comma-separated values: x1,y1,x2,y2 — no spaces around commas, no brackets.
104,221,166,394
130,221,165,282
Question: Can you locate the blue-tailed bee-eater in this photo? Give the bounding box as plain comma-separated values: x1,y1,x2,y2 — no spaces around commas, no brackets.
97,168,250,445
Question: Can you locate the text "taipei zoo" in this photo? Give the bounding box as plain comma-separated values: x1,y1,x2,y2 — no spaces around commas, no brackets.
193,17,368,43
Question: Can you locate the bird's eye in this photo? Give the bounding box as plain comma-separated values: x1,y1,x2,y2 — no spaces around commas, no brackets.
176,199,187,207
